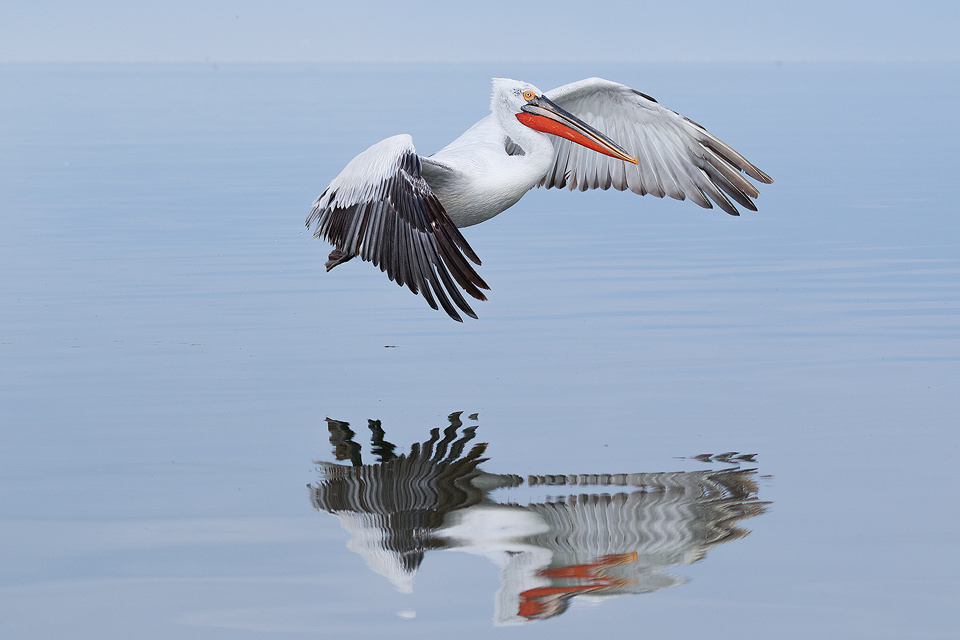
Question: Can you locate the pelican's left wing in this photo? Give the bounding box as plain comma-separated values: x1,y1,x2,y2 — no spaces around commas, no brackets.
307,135,489,322
543,78,773,216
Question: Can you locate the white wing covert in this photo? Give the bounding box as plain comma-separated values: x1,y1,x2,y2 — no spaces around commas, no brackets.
306,135,489,321
543,78,774,216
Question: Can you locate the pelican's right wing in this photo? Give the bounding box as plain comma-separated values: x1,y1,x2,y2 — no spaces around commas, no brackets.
544,78,773,216
307,135,489,322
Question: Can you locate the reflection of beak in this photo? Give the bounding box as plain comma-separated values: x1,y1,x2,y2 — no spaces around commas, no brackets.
517,95,639,165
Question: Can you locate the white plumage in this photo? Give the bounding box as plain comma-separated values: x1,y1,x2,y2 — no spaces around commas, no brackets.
307,78,773,321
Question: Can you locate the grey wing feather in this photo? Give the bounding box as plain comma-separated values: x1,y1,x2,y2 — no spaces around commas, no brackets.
307,135,489,321
543,78,774,216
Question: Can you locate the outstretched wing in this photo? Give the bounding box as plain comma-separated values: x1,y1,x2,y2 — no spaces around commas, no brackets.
306,135,489,322
543,78,774,216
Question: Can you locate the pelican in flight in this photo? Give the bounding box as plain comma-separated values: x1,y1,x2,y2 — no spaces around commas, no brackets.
307,78,773,321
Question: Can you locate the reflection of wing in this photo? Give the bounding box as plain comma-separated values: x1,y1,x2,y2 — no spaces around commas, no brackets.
525,469,764,556
311,416,494,590
484,469,767,623
306,135,489,321
524,468,766,548
542,78,774,216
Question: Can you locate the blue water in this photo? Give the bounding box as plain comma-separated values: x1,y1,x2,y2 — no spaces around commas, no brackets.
1,62,958,638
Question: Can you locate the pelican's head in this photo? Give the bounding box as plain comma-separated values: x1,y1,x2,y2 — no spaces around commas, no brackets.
490,78,638,165
490,78,546,114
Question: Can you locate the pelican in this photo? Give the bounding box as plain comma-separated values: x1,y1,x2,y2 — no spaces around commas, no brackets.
307,78,773,321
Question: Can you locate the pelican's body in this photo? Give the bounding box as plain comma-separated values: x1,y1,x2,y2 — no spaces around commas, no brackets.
422,107,559,227
308,78,773,321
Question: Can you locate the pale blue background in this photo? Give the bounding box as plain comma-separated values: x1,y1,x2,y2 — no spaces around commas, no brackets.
1,3,959,637
2,1,958,63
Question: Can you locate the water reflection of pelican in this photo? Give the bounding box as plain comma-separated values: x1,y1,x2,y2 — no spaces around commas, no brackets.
310,412,769,624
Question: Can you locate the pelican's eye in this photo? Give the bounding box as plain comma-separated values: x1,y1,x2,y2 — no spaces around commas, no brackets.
522,90,536,101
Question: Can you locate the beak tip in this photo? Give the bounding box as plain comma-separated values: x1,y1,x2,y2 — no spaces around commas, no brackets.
629,156,639,165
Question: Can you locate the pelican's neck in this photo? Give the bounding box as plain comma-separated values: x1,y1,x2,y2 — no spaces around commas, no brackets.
490,78,553,162
492,100,555,163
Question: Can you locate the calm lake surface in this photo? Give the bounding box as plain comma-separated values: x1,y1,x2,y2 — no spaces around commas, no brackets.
1,62,958,638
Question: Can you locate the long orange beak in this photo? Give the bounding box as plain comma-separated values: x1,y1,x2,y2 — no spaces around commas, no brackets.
517,95,638,165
